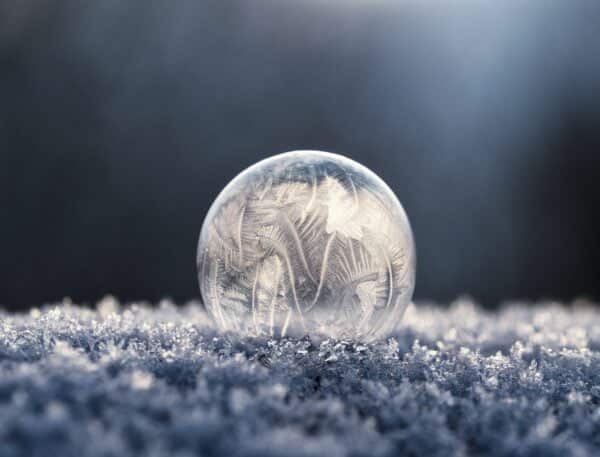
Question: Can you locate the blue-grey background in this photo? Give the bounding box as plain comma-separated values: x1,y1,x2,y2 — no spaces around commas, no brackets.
1,0,599,310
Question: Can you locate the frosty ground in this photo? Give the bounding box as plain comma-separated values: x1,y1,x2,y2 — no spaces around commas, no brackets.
1,299,600,457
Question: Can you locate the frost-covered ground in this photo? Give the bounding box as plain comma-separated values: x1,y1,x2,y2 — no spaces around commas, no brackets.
1,298,600,457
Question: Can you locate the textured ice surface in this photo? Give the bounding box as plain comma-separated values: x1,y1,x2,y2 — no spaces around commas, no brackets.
2,297,600,457
197,151,416,340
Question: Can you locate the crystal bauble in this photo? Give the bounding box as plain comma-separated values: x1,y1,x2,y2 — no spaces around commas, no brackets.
197,150,415,340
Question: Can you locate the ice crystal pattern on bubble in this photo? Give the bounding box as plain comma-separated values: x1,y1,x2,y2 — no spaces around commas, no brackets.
197,151,415,339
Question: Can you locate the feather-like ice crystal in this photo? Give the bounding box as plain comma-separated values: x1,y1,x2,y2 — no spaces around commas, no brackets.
197,150,416,339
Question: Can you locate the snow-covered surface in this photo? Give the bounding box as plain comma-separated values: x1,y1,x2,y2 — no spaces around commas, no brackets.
1,298,600,457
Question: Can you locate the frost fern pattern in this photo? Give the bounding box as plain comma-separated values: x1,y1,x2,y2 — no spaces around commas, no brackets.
197,151,416,339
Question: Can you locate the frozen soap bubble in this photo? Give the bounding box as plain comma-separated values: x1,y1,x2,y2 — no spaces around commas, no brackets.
197,150,415,340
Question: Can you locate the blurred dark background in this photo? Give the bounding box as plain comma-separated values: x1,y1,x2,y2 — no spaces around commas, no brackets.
1,0,599,311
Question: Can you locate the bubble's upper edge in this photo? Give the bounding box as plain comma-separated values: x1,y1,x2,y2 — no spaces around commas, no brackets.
196,150,416,295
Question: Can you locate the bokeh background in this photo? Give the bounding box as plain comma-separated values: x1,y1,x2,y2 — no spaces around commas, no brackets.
1,0,599,311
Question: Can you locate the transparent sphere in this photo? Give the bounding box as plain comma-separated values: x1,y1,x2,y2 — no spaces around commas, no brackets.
197,151,415,340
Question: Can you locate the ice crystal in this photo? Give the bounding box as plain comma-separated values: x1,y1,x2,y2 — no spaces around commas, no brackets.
1,298,600,456
197,150,416,340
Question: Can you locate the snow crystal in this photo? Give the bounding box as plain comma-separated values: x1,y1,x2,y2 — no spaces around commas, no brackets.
1,298,600,456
